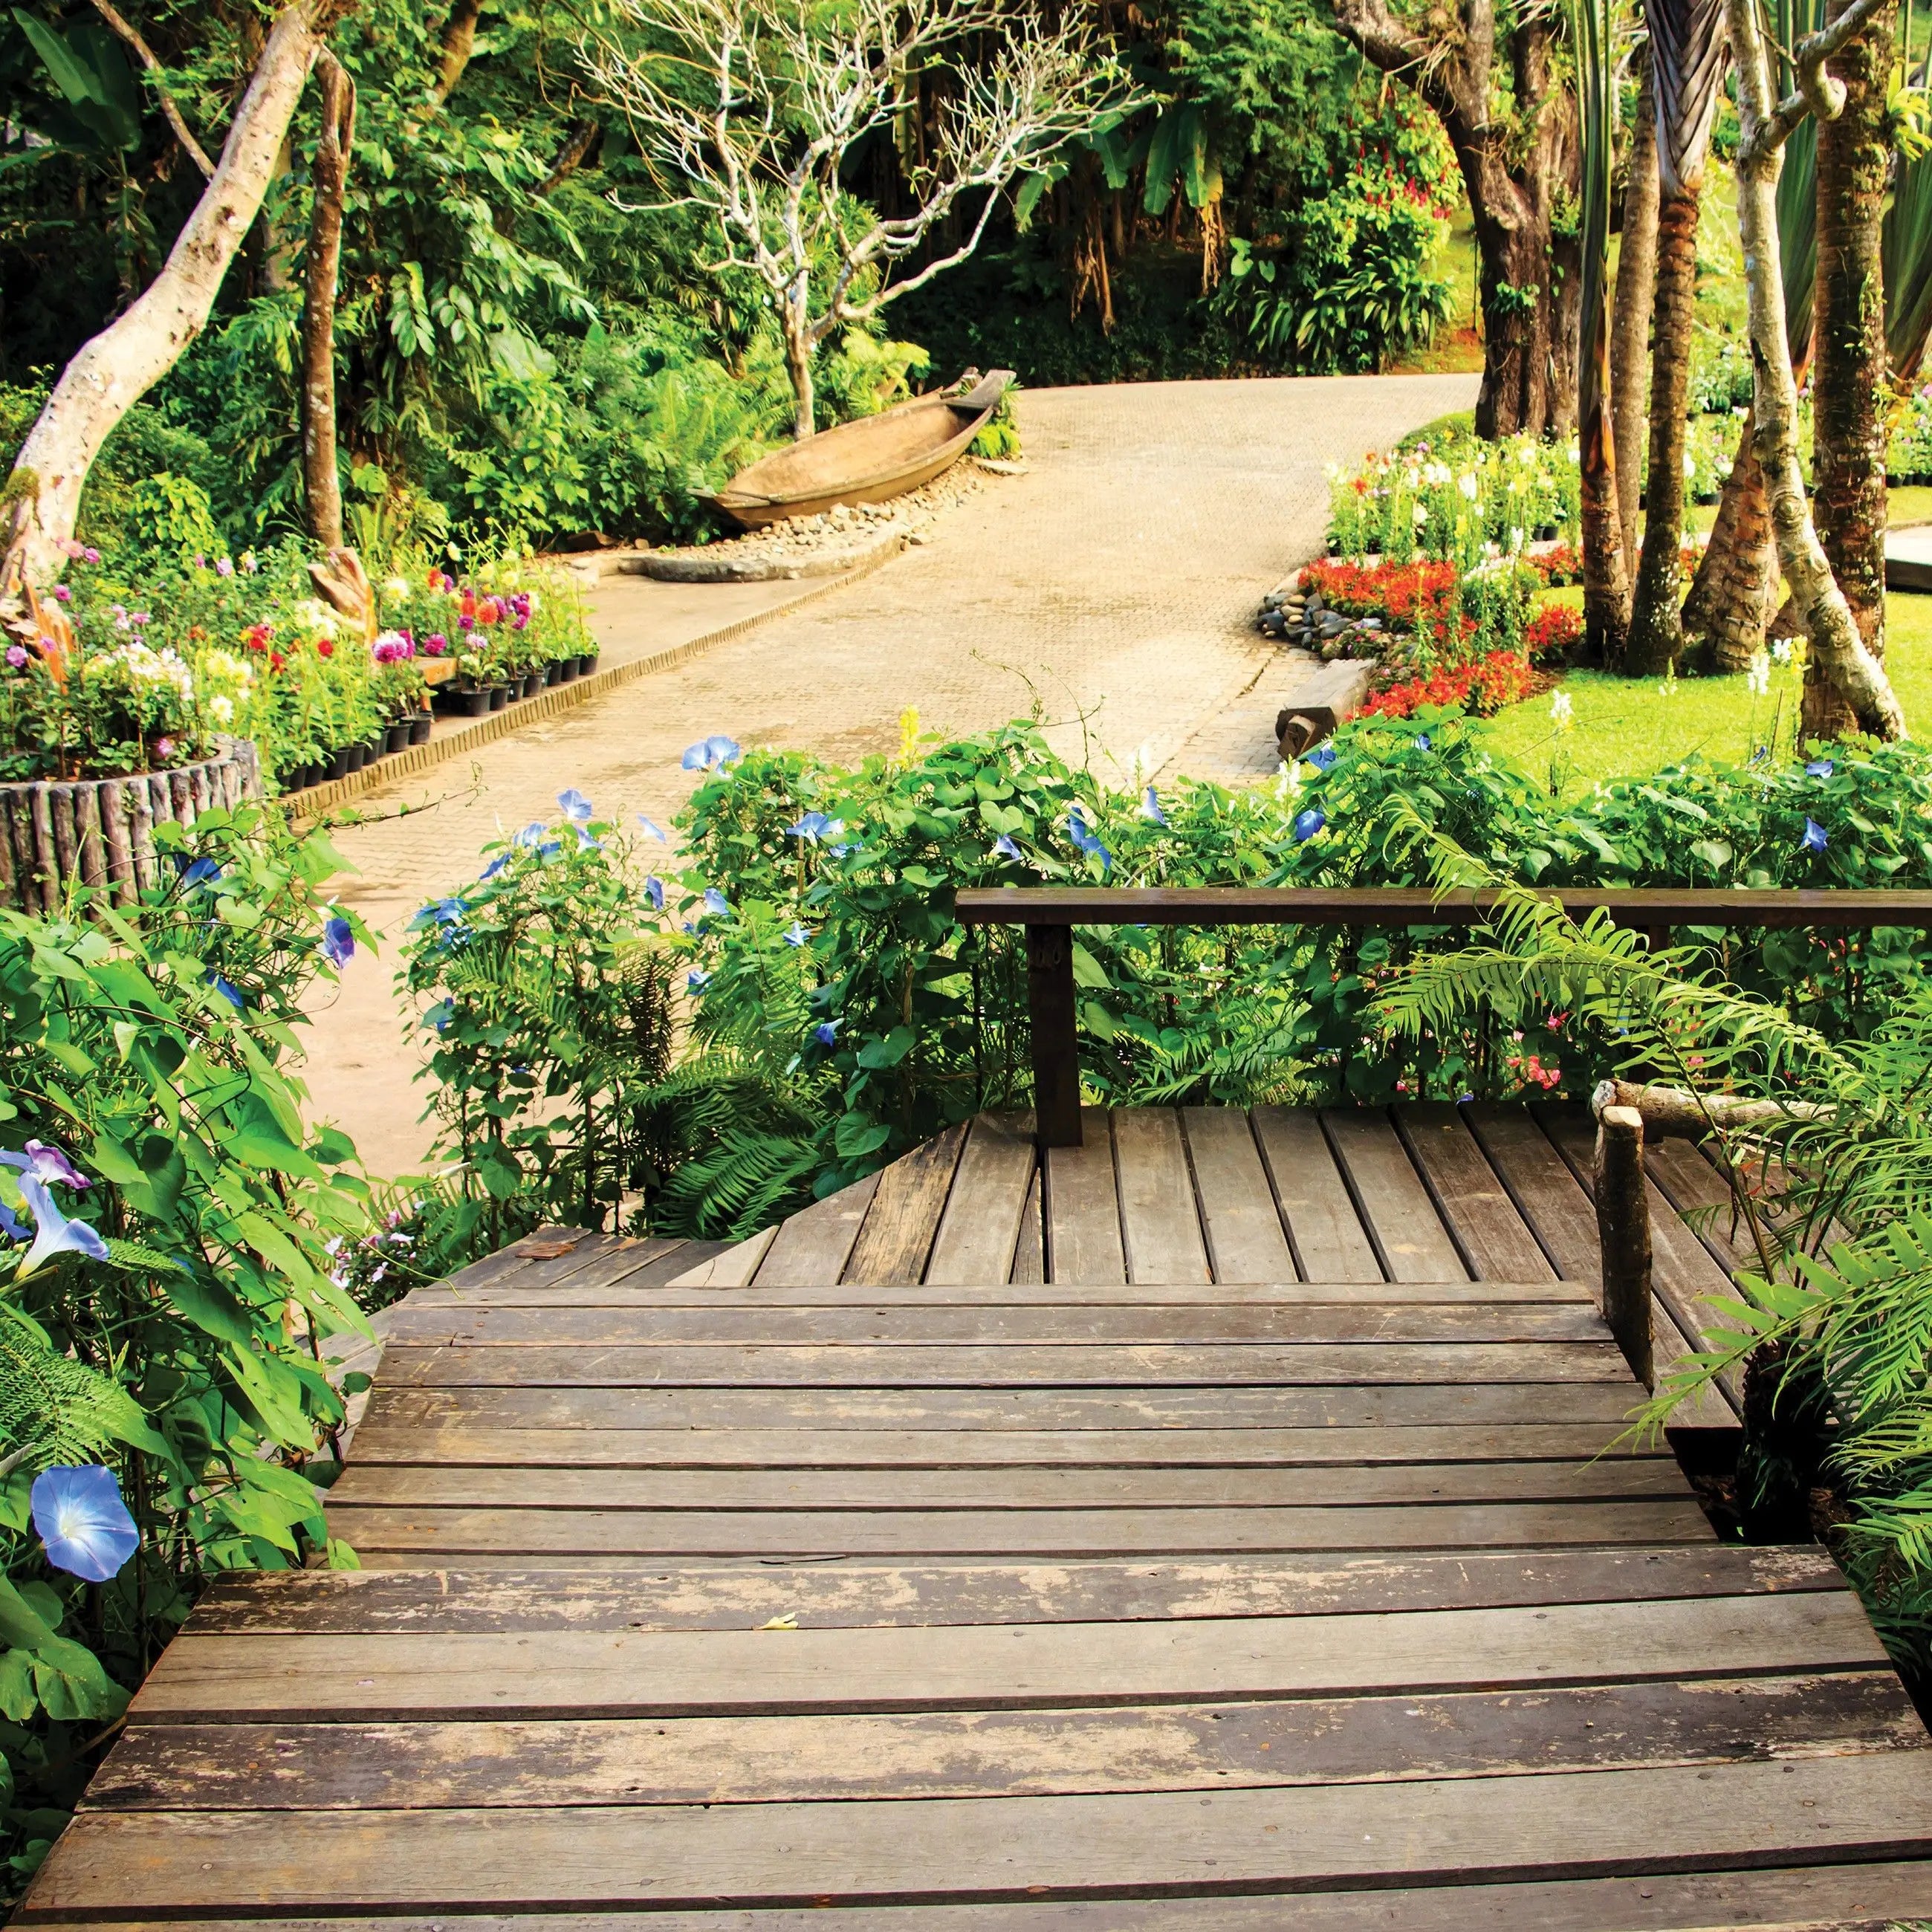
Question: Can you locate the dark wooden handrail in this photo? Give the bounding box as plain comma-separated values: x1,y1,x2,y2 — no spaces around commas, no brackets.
955,885,1932,1147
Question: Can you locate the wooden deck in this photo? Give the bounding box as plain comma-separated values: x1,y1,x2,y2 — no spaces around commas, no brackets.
20,1105,1932,1926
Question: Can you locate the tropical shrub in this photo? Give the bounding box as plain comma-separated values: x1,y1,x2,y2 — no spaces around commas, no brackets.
0,803,373,1890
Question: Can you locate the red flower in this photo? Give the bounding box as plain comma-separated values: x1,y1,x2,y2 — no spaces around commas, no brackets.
317,639,334,658
270,651,286,672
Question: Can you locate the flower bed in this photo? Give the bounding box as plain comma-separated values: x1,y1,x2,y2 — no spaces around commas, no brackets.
1360,649,1534,721
1,542,597,796
1324,431,1581,563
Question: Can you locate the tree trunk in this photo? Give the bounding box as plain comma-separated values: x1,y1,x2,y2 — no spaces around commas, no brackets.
1611,60,1659,560
1624,191,1703,672
1,4,331,591
1806,0,1895,739
1471,215,1557,438
783,304,815,441
1725,0,1905,739
301,50,354,552
1682,412,1776,668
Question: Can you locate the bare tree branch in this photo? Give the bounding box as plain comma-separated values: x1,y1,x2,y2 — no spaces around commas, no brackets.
587,0,1137,437
86,0,215,177
1758,0,1892,150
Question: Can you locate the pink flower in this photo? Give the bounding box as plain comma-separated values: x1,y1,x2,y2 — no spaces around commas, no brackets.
82,547,100,565
51,586,70,602
422,633,450,656
5,644,26,669
215,557,233,578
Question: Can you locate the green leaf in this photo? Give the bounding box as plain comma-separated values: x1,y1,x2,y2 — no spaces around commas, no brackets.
1070,943,1111,990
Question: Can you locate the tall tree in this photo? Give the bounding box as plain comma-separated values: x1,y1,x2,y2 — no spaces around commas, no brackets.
300,49,354,551
1610,47,1659,563
1806,0,1896,737
1725,0,1904,736
1,1,352,589
1576,0,1630,660
589,0,1132,440
1327,0,1580,437
1623,0,1728,673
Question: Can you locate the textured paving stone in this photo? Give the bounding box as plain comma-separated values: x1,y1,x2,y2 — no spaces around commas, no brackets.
304,373,1477,1176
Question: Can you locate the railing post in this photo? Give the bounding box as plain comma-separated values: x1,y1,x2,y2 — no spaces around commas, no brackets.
1024,923,1082,1147
1594,1103,1654,1388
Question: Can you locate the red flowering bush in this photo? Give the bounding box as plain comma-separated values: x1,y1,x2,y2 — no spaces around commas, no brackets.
1523,602,1583,664
1361,649,1533,722
1299,557,1456,627
1529,544,1581,587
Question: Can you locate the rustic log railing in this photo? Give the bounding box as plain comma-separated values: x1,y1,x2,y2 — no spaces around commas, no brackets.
954,885,1932,1151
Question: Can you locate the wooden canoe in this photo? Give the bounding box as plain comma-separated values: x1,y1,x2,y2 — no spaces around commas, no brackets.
704,370,1015,529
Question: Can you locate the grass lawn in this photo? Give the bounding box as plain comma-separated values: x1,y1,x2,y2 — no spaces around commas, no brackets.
1472,588,1932,793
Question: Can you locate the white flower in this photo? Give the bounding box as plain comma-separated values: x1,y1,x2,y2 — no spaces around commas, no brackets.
1412,504,1427,528
1508,527,1527,554
1771,638,1794,666
1682,451,1696,477
1746,649,1771,696
384,577,412,600
209,695,234,724
1550,690,1574,732
1459,473,1479,502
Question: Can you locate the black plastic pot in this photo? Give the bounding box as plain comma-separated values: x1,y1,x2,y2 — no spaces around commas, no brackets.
408,713,433,746
441,686,492,719
385,722,412,754
577,652,600,677
555,658,578,684
488,684,510,712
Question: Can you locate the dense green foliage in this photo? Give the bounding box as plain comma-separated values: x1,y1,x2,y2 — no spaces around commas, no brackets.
0,807,372,1890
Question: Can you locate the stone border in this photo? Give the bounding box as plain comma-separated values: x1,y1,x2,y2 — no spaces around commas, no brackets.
0,739,263,912
284,547,897,823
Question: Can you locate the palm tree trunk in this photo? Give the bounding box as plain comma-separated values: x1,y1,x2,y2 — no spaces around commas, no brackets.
1624,190,1703,671
1682,413,1776,668
1611,56,1659,561
1806,0,1895,739
1577,0,1628,659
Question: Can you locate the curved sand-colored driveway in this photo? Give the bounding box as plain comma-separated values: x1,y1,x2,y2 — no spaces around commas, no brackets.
312,372,1478,1173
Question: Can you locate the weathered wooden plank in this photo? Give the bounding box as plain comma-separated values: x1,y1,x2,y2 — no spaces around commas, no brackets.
667,1225,776,1288
1181,1110,1295,1283
1044,1107,1125,1285
184,1546,1847,1636
1464,1105,1605,1289
843,1125,967,1285
926,1114,1036,1286
1113,1109,1212,1284
1645,1136,1766,1277
21,1861,1932,1931
1322,1109,1468,1281
324,1497,1713,1560
1249,1106,1381,1283
377,1302,1614,1348
363,1380,1647,1430
343,1422,1659,1470
93,1672,1921,1812
136,1591,1864,1722
33,1752,1932,1910
600,1239,725,1288
1397,1105,1556,1283
1010,1167,1043,1284
372,1339,1633,1388
752,1171,881,1288
325,1456,1688,1512
395,1277,1593,1309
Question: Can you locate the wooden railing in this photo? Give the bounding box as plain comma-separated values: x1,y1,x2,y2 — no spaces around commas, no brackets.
954,885,1932,1148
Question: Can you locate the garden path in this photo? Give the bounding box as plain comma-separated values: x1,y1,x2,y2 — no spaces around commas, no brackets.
308,372,1478,1176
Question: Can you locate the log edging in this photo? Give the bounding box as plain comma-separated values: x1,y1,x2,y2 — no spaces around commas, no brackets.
0,740,262,913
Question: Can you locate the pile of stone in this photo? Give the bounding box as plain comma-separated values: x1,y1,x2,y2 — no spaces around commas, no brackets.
1257,580,1384,661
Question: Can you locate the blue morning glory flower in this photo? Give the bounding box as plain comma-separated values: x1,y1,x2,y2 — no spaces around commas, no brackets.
783,922,809,947
175,855,222,892
644,875,665,911
1413,733,1432,753
991,834,1023,861
786,811,844,843
1292,807,1326,842
410,898,468,932
13,1175,109,1279
321,917,354,968
704,887,730,917
513,823,548,849
574,826,602,852
812,1020,839,1046
0,1202,26,1242
681,735,743,771
1806,759,1835,779
0,1141,90,1191
208,973,245,1011
424,999,455,1033
637,814,667,841
1803,817,1829,853
1068,807,1112,875
687,970,711,993
479,853,511,882
557,788,594,822
1306,743,1338,771
1140,786,1167,825
30,1465,137,1583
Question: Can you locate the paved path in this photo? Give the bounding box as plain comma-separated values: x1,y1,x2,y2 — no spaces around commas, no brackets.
308,374,1477,1176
